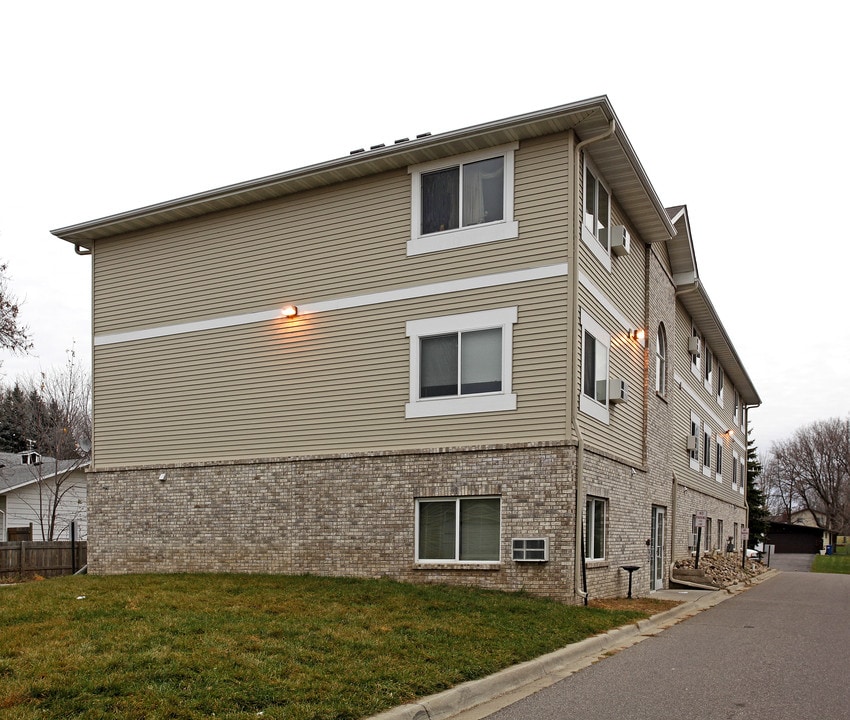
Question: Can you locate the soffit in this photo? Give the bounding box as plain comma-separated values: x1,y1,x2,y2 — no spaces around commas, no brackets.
52,96,674,246
677,281,761,406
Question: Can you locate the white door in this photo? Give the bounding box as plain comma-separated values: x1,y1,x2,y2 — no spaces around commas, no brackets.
651,506,665,591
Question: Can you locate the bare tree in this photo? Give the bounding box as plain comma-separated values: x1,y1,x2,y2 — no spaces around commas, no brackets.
0,261,32,356
760,452,800,521
770,417,850,534
14,346,91,540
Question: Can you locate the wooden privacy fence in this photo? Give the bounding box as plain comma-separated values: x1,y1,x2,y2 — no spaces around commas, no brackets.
0,541,87,579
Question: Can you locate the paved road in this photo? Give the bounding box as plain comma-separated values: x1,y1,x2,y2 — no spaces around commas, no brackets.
480,572,850,720
765,552,814,572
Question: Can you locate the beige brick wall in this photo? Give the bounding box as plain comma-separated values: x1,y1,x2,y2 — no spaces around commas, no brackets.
87,442,585,601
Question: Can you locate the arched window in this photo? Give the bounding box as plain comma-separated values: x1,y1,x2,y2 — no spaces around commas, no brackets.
655,323,667,395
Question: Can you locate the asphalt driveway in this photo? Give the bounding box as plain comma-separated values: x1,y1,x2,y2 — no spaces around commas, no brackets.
766,552,814,572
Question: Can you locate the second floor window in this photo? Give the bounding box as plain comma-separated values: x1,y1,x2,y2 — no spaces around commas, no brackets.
420,328,502,398
405,307,517,418
579,310,611,425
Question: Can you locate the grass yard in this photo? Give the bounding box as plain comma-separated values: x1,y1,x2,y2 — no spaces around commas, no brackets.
0,574,675,720
812,552,850,574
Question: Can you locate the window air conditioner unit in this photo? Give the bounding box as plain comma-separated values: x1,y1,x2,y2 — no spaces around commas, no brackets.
512,538,549,562
686,435,698,451
610,225,630,257
609,377,628,404
688,335,701,357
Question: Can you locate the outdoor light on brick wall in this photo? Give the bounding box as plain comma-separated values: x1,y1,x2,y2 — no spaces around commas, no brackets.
281,305,298,318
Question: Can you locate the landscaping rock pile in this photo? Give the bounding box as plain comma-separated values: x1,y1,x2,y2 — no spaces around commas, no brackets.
673,552,768,589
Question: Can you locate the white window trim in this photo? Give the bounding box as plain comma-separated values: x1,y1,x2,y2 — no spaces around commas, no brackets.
585,496,607,561
732,450,740,491
703,346,713,393
405,306,517,419
408,143,519,257
581,157,612,272
689,412,701,471
702,425,713,477
715,436,724,483
655,323,667,396
414,496,501,564
690,325,700,378
716,366,724,407
579,309,611,425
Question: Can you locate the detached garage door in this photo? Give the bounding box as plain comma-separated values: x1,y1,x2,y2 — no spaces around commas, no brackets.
768,524,822,553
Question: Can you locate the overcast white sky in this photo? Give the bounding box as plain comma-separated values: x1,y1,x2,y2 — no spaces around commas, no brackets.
1,1,847,452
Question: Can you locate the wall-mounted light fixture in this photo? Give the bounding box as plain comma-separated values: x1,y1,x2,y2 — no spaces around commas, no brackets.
630,329,646,342
724,428,735,437
281,305,298,318
158,472,167,482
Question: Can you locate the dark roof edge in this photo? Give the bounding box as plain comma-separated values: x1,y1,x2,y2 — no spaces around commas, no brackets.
52,95,675,245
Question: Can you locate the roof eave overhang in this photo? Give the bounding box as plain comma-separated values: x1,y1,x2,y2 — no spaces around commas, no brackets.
52,95,675,247
676,279,761,406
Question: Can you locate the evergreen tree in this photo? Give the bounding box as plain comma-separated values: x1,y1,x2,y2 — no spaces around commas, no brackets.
746,425,770,547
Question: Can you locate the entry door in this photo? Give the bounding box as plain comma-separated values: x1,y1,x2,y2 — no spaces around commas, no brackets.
650,506,665,591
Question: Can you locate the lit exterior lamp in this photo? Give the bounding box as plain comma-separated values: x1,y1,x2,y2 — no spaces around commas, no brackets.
630,329,646,342
281,305,298,318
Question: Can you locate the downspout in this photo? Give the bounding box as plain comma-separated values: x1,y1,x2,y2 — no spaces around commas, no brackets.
669,471,678,581
671,281,700,574
571,119,616,602
74,244,92,256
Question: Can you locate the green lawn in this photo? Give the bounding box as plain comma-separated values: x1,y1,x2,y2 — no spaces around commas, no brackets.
812,551,850,574
0,574,673,720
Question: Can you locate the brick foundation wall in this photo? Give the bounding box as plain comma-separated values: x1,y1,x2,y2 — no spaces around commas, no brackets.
87,443,583,601
674,484,747,558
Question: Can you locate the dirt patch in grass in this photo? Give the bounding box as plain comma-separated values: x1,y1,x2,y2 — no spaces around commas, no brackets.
589,597,681,614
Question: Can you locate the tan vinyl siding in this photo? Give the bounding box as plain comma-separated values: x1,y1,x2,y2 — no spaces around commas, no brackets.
89,135,575,467
92,278,569,467
574,156,647,466
92,134,571,337
672,303,746,507
576,289,645,465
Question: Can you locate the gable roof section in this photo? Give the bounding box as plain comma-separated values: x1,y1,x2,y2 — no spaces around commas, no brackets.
667,206,760,406
52,96,675,247
0,453,89,494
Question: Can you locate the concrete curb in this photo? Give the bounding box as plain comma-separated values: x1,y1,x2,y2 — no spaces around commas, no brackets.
368,570,778,720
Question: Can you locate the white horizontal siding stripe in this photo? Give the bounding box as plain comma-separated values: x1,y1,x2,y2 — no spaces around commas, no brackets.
674,370,746,453
578,270,635,333
94,263,569,347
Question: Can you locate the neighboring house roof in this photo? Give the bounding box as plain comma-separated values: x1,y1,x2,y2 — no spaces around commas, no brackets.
52,95,676,247
0,452,89,494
